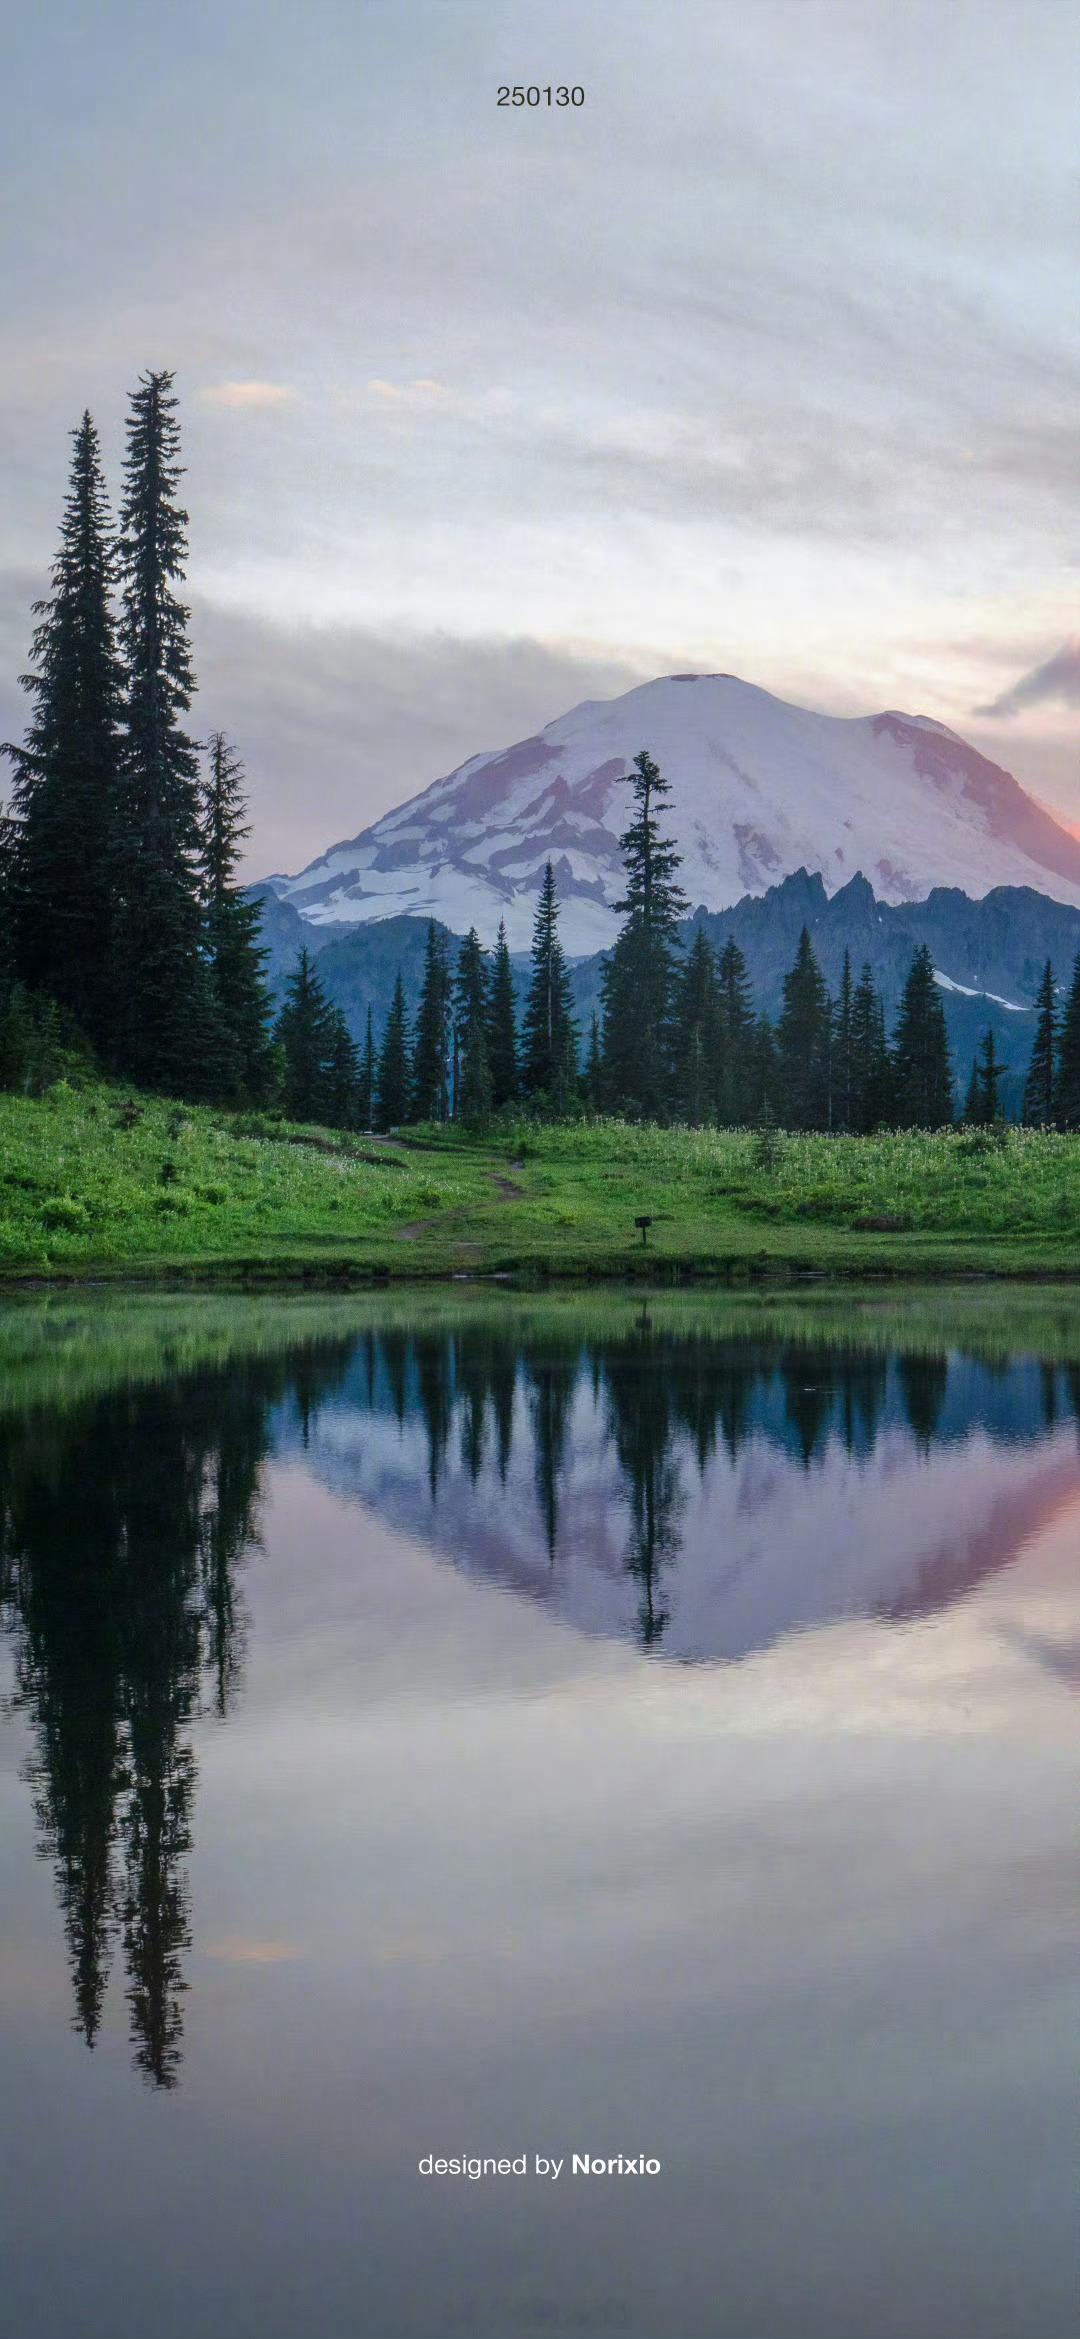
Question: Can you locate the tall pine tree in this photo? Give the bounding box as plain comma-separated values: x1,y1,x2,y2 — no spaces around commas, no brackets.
4,412,122,1042
850,962,892,1131
199,733,271,1100
522,862,578,1110
1023,960,1056,1127
970,1029,1007,1125
601,751,687,1117
411,922,451,1121
357,1006,376,1131
776,927,831,1129
892,944,953,1127
376,973,411,1130
583,1011,603,1109
747,1013,778,1121
715,936,755,1124
110,371,217,1092
324,1007,361,1128
0,799,16,997
486,917,519,1109
275,948,334,1122
831,950,855,1132
1055,952,1080,1130
454,927,492,1121
671,926,717,1125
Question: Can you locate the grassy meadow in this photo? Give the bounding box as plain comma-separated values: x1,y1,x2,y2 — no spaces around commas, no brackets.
3,1077,1080,1283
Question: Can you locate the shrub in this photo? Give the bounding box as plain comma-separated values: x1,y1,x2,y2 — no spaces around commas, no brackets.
40,1195,90,1232
751,1116,784,1174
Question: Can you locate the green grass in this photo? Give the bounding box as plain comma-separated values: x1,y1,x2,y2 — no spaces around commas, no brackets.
4,1079,1080,1282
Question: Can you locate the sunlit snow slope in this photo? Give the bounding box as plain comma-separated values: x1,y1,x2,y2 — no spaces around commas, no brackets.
269,674,1080,954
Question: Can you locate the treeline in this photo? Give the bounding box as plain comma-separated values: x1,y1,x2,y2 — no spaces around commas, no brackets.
1,380,276,1102
293,746,1079,1134
6,391,1080,1135
275,862,578,1129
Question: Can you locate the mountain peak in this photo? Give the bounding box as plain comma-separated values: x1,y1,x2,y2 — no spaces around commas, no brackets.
271,672,1080,954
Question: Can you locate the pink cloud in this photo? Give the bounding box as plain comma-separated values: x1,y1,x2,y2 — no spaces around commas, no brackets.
200,380,297,411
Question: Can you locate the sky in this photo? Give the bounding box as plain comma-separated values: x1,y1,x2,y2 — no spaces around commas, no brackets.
1,0,1078,875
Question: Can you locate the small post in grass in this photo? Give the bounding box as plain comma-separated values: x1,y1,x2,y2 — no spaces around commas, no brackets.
634,1215,653,1248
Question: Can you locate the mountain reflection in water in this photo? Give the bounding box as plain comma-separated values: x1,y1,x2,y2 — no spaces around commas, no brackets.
2,1299,1078,2092
294,1312,1080,1658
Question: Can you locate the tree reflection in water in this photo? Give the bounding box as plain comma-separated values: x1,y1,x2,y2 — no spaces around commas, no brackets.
0,1340,354,2087
3,1304,1078,2087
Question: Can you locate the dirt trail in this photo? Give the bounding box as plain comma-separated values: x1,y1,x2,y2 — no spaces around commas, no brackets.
393,1165,525,1241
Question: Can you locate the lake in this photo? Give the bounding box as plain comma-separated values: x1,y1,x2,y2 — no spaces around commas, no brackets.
1,1288,1077,2339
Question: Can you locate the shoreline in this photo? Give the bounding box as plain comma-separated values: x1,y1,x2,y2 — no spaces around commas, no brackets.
5,1248,1080,1293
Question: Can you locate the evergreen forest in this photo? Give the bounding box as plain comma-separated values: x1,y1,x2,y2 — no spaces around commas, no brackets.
4,380,1079,1143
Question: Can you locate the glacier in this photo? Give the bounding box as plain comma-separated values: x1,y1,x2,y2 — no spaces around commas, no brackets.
266,672,1080,956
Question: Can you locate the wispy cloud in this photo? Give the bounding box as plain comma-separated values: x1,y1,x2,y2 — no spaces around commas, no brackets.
977,640,1080,718
199,380,297,410
366,376,449,406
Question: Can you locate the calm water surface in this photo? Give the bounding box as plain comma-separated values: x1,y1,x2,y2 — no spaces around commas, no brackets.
1,1291,1077,2339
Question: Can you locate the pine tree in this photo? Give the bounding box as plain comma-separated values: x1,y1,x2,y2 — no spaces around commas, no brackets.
486,917,519,1109
962,1056,982,1127
747,1013,778,1120
972,1029,1006,1124
776,927,831,1129
4,412,122,1042
832,950,855,1132
584,1011,604,1109
1056,953,1080,1130
199,732,271,1099
110,371,218,1092
671,927,717,1125
1023,960,1056,1127
357,1006,376,1130
715,936,755,1124
376,973,411,1130
275,947,333,1122
850,962,892,1131
0,800,16,997
522,861,578,1110
454,928,492,1121
601,750,687,1117
324,1007,361,1127
892,944,953,1127
411,922,451,1121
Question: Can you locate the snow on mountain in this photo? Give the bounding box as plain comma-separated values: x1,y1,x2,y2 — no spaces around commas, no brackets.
933,970,1025,1011
268,673,1080,955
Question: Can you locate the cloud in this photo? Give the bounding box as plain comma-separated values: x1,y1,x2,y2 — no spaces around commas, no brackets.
199,380,297,410
366,377,449,406
0,566,659,873
977,640,1080,718
187,602,656,877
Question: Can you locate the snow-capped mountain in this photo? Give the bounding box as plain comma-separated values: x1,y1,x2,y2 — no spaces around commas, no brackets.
267,673,1080,955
